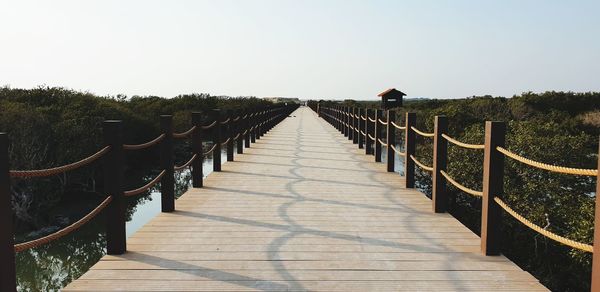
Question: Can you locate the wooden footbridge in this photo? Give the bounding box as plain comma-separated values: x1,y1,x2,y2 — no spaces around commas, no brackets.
3,105,600,291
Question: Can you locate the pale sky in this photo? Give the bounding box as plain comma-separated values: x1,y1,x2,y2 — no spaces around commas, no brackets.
1,0,599,100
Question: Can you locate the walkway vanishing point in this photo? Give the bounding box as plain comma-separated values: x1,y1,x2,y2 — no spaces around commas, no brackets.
63,107,547,291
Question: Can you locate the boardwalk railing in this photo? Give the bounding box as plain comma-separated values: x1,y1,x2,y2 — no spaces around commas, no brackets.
316,105,600,292
0,104,298,291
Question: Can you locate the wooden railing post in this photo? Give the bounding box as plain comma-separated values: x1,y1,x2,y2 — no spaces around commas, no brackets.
103,120,126,255
365,109,374,155
591,139,600,292
349,107,358,144
211,109,222,172
374,109,383,162
251,109,257,143
256,109,262,140
481,121,506,255
386,110,396,172
432,116,448,213
244,110,251,148
405,112,416,188
344,106,349,138
0,133,17,292
358,108,364,149
191,112,204,188
237,110,244,154
226,110,234,162
346,106,354,141
160,115,175,212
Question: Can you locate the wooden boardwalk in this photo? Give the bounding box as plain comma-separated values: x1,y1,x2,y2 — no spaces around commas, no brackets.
64,107,547,291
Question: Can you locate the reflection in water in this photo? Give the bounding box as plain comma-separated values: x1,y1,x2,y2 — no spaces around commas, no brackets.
16,150,226,291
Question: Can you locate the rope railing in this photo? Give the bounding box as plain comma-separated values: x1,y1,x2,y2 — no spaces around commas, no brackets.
390,144,405,156
411,126,434,138
174,154,198,172
202,120,218,130
315,105,600,284
220,118,231,125
494,197,593,252
390,121,405,130
172,126,197,139
220,137,231,146
203,144,218,156
123,134,166,150
497,147,597,176
232,116,241,122
442,134,484,150
440,170,483,197
410,155,433,172
124,170,166,197
14,196,112,252
10,146,110,178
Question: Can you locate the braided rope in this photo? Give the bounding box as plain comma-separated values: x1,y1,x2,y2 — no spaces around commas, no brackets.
494,197,593,252
378,119,388,125
410,155,433,172
123,134,165,150
232,116,241,122
361,116,367,121
14,196,112,252
368,134,376,141
10,146,110,178
440,170,483,197
411,126,434,138
172,126,197,139
220,138,231,146
390,121,406,130
220,118,231,125
442,134,484,149
124,170,166,197
390,144,405,156
202,121,217,130
378,138,388,147
497,147,597,176
360,131,366,135
368,117,377,122
203,144,218,156
232,133,241,141
355,128,359,133
174,154,198,171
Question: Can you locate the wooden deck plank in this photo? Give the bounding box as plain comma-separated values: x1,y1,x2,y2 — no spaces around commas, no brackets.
63,107,547,291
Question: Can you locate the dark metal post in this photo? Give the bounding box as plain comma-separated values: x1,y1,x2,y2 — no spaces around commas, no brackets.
481,121,506,255
432,116,448,213
374,109,383,162
211,109,222,172
160,115,175,212
358,108,364,149
386,110,396,172
365,109,374,155
405,113,416,188
191,112,204,187
592,140,600,292
0,133,16,292
103,120,126,255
